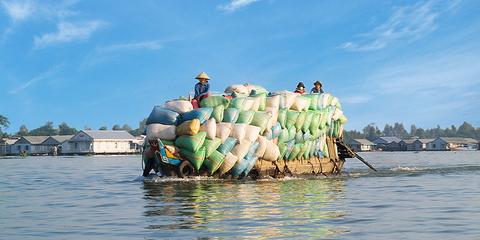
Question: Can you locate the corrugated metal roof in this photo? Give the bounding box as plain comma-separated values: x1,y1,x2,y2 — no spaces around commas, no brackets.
50,135,74,143
351,139,375,145
374,137,401,144
23,136,49,144
439,137,478,144
417,139,434,144
83,130,135,140
401,139,416,144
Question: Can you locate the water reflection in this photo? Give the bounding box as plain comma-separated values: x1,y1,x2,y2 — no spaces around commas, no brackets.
142,178,349,239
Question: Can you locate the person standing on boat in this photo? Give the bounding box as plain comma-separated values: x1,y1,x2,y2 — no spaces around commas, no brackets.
194,72,210,100
310,80,324,94
294,82,306,94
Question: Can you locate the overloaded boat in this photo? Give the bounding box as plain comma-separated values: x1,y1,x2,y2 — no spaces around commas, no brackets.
142,83,355,179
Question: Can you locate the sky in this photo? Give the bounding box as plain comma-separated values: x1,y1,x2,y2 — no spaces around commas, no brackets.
0,0,479,133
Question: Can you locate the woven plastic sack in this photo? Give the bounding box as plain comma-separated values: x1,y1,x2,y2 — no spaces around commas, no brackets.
203,138,222,158
295,130,304,144
231,158,249,178
146,123,176,140
309,112,321,133
223,108,240,123
278,128,289,143
251,92,267,111
302,111,314,132
229,97,246,109
146,107,179,125
262,140,280,161
217,137,238,155
277,109,287,128
276,91,296,109
204,150,225,175
286,111,300,129
304,94,319,111
175,119,200,136
244,125,261,143
236,111,255,124
288,144,301,161
216,122,233,143
271,122,282,139
266,95,280,109
242,98,255,111
231,139,252,161
230,123,248,140
288,126,297,141
178,107,213,125
179,147,205,171
294,111,307,130
163,100,193,114
200,96,230,108
251,112,271,134
243,156,259,176
245,141,259,160
254,136,268,158
174,131,207,152
291,95,311,112
225,85,249,95
218,153,238,175
319,93,332,109
211,105,225,123
199,118,216,140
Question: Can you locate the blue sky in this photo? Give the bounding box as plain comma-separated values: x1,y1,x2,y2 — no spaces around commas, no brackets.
1,0,479,133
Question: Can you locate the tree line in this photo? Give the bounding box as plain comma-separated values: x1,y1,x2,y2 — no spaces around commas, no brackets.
344,122,480,142
0,114,147,138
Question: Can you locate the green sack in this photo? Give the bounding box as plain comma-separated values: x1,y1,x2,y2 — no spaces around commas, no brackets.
229,97,247,109
306,94,319,110
223,108,240,123
287,144,301,161
278,128,289,143
252,92,267,111
309,112,321,133
277,109,287,129
302,111,314,132
200,96,230,108
203,138,222,158
295,130,304,144
303,141,312,159
236,110,255,124
295,111,307,130
286,111,300,129
204,150,225,175
175,131,207,152
212,105,225,123
278,143,288,160
288,126,296,142
159,139,174,146
179,147,206,171
251,112,271,134
299,143,309,160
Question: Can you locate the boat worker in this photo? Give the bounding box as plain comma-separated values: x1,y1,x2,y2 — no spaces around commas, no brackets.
310,80,324,94
294,82,306,94
194,71,210,97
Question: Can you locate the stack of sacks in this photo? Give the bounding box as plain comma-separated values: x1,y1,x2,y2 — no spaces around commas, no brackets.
144,83,348,177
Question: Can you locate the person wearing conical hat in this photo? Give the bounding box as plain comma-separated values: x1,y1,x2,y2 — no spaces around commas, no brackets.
310,80,324,94
294,82,306,94
194,72,210,101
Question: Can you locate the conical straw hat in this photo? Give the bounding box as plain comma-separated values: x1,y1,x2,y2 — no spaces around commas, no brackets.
195,72,210,80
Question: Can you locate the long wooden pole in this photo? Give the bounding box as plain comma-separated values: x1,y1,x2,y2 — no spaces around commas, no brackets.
338,141,378,172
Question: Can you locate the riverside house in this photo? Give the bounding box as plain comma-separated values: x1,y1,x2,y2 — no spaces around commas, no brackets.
61,130,139,155
0,138,19,155
426,137,479,151
348,139,376,152
10,136,49,155
372,137,402,151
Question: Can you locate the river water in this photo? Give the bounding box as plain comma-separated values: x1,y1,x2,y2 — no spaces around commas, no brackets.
1,151,479,239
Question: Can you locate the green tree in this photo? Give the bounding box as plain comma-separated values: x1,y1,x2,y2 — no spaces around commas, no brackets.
29,122,58,136
112,124,121,130
99,126,108,130
457,122,475,138
122,124,132,132
393,122,408,138
58,122,77,135
17,125,29,136
0,115,10,136
363,123,381,141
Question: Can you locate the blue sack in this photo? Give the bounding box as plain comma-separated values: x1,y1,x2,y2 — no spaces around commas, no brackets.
178,107,213,125
146,106,179,125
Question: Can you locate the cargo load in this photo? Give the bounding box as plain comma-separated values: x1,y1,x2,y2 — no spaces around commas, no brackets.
142,83,350,179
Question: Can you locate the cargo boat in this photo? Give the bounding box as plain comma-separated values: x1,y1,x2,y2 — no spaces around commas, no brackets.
142,83,353,179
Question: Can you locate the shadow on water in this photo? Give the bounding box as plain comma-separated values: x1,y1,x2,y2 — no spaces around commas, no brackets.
141,178,350,239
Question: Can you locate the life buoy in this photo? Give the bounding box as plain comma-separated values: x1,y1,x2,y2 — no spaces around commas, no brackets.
177,161,195,178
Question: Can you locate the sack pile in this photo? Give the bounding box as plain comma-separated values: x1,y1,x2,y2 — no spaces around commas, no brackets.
145,84,347,177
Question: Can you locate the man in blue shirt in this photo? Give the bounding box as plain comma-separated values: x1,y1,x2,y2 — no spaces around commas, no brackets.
194,72,210,101
310,80,324,94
